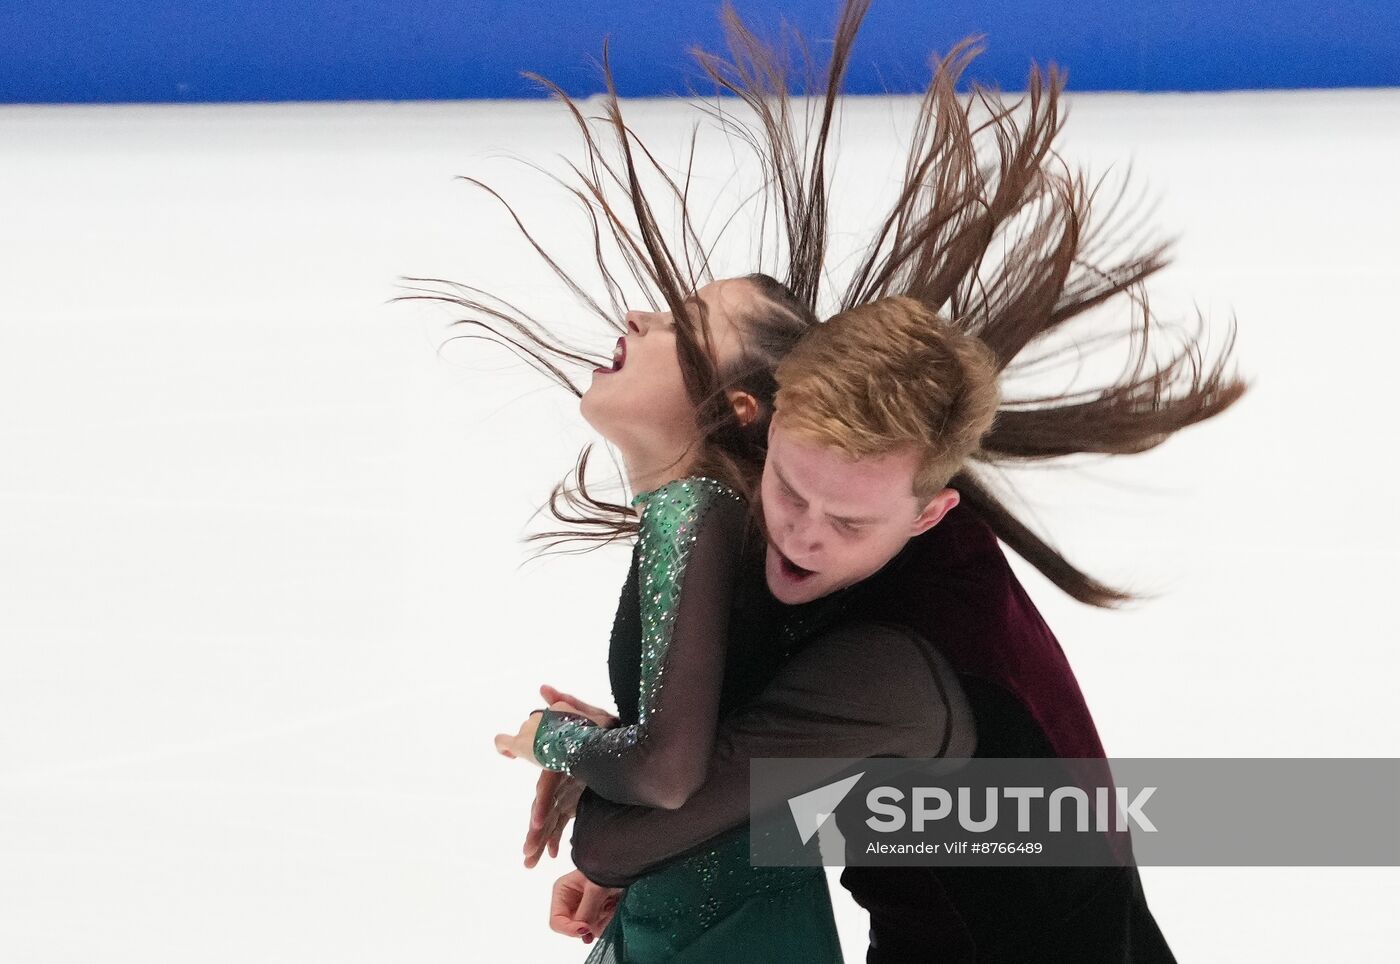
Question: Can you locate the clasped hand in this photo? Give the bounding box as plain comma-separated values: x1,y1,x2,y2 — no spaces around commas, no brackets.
493,685,619,867
549,868,625,946
493,684,619,765
494,685,625,944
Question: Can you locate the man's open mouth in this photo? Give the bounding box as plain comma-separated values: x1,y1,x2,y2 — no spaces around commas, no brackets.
774,543,817,580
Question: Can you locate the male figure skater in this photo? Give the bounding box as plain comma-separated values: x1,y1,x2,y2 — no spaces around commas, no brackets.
533,297,1182,962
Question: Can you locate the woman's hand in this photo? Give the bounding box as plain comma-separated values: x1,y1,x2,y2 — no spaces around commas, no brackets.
524,769,586,868
495,686,619,766
494,710,545,765
549,868,624,945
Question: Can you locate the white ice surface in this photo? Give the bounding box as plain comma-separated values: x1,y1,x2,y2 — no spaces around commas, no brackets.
2,88,1398,962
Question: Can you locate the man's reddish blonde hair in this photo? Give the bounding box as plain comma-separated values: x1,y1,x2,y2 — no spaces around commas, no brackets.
773,296,1001,504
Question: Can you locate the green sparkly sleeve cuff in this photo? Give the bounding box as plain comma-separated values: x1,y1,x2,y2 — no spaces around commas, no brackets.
533,707,602,774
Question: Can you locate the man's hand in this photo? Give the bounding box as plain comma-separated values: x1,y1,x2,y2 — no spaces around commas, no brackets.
524,769,585,868
539,684,619,728
550,868,624,945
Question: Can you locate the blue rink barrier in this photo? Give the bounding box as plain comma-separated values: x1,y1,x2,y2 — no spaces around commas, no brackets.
3,0,1397,104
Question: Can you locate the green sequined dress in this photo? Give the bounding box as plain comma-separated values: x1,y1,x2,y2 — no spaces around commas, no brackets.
534,476,844,964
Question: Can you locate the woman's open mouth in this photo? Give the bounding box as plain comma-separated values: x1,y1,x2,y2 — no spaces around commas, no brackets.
594,336,627,375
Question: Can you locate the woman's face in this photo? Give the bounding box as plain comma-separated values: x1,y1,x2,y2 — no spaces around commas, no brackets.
580,277,755,457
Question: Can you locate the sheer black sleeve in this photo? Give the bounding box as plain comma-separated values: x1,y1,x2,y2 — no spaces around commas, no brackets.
533,477,748,808
570,621,977,887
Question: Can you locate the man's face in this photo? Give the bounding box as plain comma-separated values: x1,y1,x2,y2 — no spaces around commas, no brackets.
760,418,960,604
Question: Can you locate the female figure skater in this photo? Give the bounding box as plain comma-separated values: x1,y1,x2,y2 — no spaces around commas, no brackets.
484,264,862,962
400,0,1246,958
488,273,851,962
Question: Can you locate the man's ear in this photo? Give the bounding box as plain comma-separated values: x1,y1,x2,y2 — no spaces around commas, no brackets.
910,487,960,537
727,389,759,428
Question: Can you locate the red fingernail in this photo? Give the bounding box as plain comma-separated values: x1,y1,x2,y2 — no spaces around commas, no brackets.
583,934,594,944
576,926,588,935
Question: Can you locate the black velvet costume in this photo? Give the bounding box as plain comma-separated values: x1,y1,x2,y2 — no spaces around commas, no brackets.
570,499,1177,963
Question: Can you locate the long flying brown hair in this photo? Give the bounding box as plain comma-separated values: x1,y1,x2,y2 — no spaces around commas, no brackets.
395,0,1248,607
